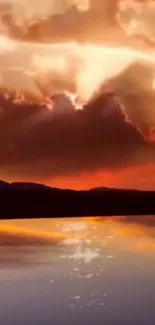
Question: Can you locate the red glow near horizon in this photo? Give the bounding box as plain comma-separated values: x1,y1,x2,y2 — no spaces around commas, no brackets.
25,164,155,190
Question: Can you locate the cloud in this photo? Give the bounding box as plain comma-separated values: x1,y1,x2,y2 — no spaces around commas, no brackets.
117,0,155,42
0,0,86,21
105,61,155,136
0,5,155,184
0,89,154,181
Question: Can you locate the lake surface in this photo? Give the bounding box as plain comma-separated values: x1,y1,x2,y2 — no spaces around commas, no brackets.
0,216,155,325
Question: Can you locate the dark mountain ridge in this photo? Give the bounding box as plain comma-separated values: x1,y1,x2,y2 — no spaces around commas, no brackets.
0,180,154,219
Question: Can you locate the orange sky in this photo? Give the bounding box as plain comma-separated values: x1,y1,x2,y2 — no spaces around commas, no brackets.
43,163,155,190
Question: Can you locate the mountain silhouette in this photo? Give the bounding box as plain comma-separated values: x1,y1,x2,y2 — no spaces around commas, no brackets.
0,180,155,219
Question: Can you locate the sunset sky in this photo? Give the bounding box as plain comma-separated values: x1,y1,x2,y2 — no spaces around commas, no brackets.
1,3,155,325
0,0,155,190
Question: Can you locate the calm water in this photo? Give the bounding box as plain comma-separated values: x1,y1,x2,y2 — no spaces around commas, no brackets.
0,216,155,325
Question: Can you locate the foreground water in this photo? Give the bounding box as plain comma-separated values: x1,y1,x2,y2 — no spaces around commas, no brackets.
0,216,155,325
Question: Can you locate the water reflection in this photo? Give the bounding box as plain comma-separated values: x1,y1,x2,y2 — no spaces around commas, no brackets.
0,216,155,325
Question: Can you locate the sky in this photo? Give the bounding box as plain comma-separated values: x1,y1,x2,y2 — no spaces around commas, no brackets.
1,3,155,323
0,0,155,189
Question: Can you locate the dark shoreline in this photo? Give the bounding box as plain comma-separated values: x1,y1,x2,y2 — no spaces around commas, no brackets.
0,183,155,219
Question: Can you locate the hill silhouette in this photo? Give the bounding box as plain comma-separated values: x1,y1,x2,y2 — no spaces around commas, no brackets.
0,180,155,219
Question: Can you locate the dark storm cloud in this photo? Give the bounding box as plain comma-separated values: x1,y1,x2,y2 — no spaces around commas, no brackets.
0,88,154,180
0,2,155,183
